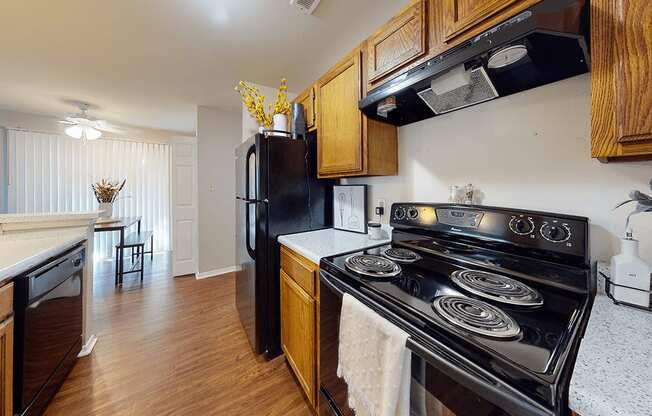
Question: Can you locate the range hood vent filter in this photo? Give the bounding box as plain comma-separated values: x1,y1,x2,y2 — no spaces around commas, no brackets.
417,66,499,115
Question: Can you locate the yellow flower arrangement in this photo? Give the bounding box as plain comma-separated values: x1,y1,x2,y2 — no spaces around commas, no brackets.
271,78,292,117
235,79,291,129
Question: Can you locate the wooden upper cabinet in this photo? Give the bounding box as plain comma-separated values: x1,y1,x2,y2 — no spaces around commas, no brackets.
367,0,427,85
442,0,539,43
317,49,364,176
317,46,398,178
294,85,317,132
592,0,652,161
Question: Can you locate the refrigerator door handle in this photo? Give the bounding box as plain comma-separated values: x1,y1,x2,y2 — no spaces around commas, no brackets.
245,201,256,259
245,144,256,201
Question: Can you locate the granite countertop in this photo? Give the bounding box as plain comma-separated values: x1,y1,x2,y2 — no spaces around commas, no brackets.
278,227,391,264
0,232,87,282
569,264,652,416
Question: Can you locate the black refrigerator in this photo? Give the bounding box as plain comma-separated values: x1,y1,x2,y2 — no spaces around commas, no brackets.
235,131,332,357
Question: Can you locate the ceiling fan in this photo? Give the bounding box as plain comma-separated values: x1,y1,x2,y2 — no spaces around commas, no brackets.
59,102,123,142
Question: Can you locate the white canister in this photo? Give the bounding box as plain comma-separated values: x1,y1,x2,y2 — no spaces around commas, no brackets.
368,222,383,240
273,114,288,132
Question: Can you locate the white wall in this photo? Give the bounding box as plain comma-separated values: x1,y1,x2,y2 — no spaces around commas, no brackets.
346,74,652,264
197,106,242,274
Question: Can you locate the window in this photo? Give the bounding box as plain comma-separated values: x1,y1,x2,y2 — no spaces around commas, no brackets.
6,129,171,259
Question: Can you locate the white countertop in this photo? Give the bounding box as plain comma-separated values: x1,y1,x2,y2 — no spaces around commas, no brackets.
0,211,100,223
278,228,391,264
0,232,88,282
569,264,652,416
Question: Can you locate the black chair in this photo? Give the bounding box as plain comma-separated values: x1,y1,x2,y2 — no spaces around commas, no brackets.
115,231,154,285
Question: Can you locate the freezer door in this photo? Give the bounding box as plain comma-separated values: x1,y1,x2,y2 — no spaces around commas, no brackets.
235,136,259,200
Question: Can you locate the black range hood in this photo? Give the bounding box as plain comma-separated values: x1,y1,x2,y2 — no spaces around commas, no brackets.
359,0,589,126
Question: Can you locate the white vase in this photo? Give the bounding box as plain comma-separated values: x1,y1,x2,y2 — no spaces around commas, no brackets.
273,114,288,132
99,202,113,218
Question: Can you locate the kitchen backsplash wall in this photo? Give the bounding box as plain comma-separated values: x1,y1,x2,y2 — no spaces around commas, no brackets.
345,74,652,263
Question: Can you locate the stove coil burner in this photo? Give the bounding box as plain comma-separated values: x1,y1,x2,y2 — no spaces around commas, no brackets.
433,295,521,339
382,247,422,263
345,255,401,278
450,270,544,307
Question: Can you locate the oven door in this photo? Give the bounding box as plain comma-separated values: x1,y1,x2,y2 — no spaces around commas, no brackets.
319,270,554,416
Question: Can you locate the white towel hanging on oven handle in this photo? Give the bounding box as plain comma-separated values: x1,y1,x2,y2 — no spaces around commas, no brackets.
337,293,411,416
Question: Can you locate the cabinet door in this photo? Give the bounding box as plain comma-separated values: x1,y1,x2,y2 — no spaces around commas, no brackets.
367,0,426,84
317,49,364,177
294,87,316,132
442,0,538,42
280,271,316,406
0,317,13,416
592,0,652,159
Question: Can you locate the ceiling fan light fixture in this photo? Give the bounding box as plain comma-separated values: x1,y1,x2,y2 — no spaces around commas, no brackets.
65,125,83,139
65,125,102,141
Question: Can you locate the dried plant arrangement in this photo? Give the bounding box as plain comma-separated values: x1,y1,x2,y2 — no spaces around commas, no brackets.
271,78,291,117
235,79,291,128
92,179,126,203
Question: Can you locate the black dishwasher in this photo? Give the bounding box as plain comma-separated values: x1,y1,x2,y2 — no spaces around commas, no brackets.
13,244,84,416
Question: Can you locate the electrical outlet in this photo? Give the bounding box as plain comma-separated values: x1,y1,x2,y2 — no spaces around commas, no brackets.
375,199,386,220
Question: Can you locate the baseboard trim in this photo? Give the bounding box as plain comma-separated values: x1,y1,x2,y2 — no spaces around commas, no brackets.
196,266,240,280
78,334,98,358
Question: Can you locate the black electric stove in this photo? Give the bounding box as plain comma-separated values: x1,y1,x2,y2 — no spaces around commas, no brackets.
319,203,594,416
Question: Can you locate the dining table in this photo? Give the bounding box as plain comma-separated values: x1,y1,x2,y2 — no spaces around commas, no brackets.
94,216,142,284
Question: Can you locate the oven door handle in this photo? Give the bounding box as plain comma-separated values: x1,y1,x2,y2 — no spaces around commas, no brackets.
319,270,553,416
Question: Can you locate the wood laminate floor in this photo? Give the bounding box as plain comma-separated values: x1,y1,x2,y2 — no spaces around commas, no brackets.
45,254,311,416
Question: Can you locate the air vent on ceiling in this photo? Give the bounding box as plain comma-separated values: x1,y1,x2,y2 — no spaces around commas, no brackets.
290,0,321,15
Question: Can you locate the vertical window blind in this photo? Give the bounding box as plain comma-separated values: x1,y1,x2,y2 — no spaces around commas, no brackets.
6,129,171,259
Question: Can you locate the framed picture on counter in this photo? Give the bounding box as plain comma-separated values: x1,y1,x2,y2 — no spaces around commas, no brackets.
333,185,367,234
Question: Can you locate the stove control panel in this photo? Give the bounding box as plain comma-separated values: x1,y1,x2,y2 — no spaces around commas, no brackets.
390,203,589,266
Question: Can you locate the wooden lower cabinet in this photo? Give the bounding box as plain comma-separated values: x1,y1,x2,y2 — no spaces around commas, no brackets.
0,283,13,416
280,246,320,410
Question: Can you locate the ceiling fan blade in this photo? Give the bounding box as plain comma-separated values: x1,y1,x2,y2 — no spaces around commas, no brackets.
97,125,126,134
59,120,76,125
95,120,125,134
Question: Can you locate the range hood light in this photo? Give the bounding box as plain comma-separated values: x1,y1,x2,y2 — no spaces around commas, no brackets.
377,96,398,118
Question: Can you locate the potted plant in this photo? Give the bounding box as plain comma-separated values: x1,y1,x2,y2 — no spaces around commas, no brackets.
92,179,126,218
236,79,292,133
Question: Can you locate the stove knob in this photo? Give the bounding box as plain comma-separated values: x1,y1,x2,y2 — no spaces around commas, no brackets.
394,207,406,220
407,207,419,220
540,223,570,243
509,217,534,235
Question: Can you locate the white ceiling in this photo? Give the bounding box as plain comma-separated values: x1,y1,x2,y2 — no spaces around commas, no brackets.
0,0,409,135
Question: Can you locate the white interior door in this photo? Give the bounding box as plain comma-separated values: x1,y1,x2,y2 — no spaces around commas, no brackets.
171,137,198,277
